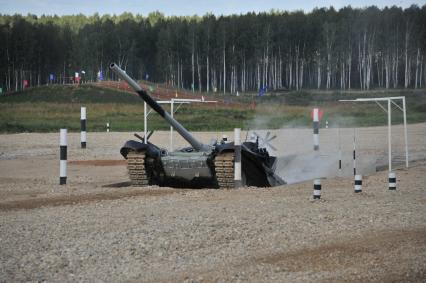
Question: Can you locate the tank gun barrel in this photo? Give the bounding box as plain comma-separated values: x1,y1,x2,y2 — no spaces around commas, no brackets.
110,63,210,152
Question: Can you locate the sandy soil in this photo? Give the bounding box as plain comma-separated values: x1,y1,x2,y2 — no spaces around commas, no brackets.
0,124,425,282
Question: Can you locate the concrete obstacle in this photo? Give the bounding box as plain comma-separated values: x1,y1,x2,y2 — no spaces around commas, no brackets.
354,174,362,193
59,129,67,185
81,106,87,148
389,172,396,190
313,179,321,199
234,128,242,188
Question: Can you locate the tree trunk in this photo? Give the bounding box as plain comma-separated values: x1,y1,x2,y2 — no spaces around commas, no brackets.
206,56,209,93
223,45,226,94
197,53,201,92
404,27,409,88
295,46,299,90
415,48,420,89
316,53,321,89
191,45,195,92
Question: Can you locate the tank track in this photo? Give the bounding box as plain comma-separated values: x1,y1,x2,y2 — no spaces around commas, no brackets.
214,151,235,189
127,151,149,186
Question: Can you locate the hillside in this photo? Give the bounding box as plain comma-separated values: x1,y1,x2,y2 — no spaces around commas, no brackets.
0,84,425,133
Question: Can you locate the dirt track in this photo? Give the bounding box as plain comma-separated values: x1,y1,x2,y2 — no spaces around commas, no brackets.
0,125,425,282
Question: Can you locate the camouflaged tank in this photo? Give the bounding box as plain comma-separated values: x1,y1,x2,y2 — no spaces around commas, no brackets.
110,63,285,189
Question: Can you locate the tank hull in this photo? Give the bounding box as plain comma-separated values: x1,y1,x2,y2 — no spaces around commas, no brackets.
121,140,285,188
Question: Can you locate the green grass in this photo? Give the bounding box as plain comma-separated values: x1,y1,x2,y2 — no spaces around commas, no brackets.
0,84,425,133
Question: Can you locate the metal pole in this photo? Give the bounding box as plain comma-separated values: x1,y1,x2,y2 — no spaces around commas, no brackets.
234,128,242,188
170,100,174,151
338,127,342,174
80,106,87,148
313,108,319,151
59,129,67,185
144,102,147,144
388,99,392,172
402,97,409,168
353,128,356,176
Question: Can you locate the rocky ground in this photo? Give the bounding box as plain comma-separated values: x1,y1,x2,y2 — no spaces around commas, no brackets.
0,125,425,282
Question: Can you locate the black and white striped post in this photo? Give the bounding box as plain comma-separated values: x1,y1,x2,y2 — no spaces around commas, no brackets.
106,122,110,132
388,172,396,190
313,108,319,151
59,129,67,185
353,129,356,176
234,128,242,188
80,106,87,148
338,128,342,174
313,179,321,199
354,174,362,193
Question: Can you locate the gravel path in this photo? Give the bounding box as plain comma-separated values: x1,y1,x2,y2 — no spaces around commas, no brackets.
0,126,425,282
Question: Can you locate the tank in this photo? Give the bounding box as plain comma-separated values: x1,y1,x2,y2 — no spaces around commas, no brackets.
110,63,286,188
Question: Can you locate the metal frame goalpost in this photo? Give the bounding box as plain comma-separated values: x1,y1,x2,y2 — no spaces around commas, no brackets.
339,96,409,173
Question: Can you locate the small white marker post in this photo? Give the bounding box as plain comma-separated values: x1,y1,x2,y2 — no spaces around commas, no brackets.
59,129,67,185
80,106,87,148
313,179,321,199
234,128,242,188
106,122,110,132
354,175,362,193
389,172,396,190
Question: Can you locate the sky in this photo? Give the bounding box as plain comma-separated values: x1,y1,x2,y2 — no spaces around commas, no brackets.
0,0,424,16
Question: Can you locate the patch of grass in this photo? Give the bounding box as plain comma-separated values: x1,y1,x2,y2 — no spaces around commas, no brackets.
1,85,425,133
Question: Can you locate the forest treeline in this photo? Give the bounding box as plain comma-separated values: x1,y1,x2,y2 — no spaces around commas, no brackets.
1,5,426,94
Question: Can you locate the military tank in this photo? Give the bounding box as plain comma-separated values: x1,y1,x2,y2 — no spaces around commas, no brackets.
110,63,285,189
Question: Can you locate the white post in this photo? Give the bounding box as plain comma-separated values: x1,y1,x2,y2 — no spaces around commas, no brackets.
338,127,342,174
313,179,321,199
354,174,362,193
353,128,356,176
170,100,174,151
80,106,87,148
144,101,147,144
59,129,67,185
234,128,242,188
403,97,409,168
388,99,392,172
313,108,319,151
389,172,396,190
106,122,110,132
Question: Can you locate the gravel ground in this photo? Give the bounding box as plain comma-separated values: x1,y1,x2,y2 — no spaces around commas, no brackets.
0,125,425,282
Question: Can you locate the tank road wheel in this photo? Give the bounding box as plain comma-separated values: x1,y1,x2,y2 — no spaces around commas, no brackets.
127,151,149,186
214,152,235,189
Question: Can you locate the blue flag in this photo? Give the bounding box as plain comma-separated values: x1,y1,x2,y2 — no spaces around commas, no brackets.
258,86,267,97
